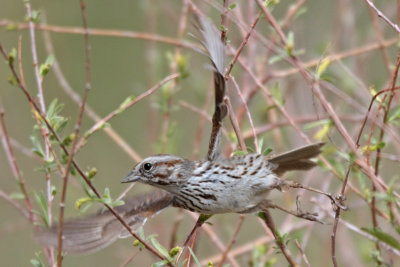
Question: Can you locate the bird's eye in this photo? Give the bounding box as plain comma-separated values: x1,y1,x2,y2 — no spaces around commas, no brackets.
143,162,152,171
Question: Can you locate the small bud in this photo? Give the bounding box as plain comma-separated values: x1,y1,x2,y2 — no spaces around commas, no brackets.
87,167,97,180
169,246,181,257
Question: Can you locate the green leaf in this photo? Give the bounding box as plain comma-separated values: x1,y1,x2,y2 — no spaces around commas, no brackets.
232,150,248,156
116,96,135,114
5,23,18,31
316,57,331,79
187,247,202,267
268,52,285,64
85,167,97,180
29,10,41,23
39,55,54,77
314,122,332,141
169,246,181,257
8,48,16,65
7,75,18,86
262,147,273,155
75,197,93,210
303,119,331,130
362,227,400,250
388,105,400,123
151,260,170,267
271,82,284,106
150,236,172,261
176,53,190,80
34,192,49,226
30,133,45,158
257,138,264,152
362,142,386,153
228,3,237,10
286,31,294,56
10,192,25,199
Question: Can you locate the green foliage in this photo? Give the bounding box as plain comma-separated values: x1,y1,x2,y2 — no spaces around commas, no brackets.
7,47,16,65
362,141,386,153
39,55,54,77
33,191,50,226
286,31,294,56
26,9,41,23
388,105,400,124
75,186,124,213
362,227,400,251
228,3,237,10
9,192,25,199
304,119,333,141
166,52,190,81
46,99,68,138
270,83,284,106
249,244,277,267
116,95,136,115
187,247,202,267
85,167,98,180
232,150,248,156
316,57,332,79
30,252,45,267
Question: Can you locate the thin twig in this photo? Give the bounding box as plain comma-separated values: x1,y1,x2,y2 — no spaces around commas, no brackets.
224,97,247,151
56,1,92,265
225,11,261,78
260,210,299,267
294,239,310,267
76,73,180,153
230,75,259,152
41,27,142,162
216,215,245,267
0,19,198,50
0,103,35,224
365,0,400,33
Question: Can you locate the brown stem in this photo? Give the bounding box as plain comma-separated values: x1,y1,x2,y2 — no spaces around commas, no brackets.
56,1,92,265
0,42,171,265
216,215,245,267
0,19,198,50
0,105,35,224
224,97,246,151
260,210,299,267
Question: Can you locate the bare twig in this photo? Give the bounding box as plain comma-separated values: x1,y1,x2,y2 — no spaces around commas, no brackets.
224,97,247,151
294,239,310,267
260,210,299,267
76,73,181,153
365,0,400,33
56,1,93,265
0,19,198,50
216,215,245,267
0,103,35,224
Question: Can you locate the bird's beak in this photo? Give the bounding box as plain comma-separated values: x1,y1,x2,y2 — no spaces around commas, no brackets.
121,170,140,183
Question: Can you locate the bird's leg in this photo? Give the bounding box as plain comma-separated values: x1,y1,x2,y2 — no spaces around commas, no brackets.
279,180,348,211
176,214,212,264
259,198,325,224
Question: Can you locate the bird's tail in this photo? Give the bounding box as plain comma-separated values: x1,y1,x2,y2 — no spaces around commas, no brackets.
34,191,173,254
269,142,325,175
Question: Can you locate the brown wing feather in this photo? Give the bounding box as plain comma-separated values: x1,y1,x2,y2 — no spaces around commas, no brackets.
268,142,325,175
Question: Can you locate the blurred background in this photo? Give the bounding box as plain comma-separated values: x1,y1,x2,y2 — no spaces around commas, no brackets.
1,0,399,266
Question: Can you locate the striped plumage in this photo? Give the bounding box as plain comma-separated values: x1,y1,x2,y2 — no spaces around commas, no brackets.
122,142,325,214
